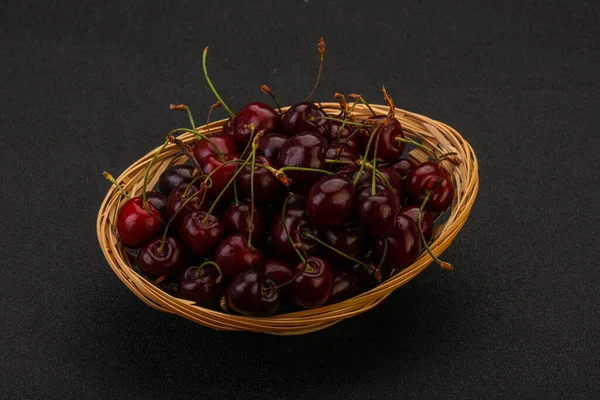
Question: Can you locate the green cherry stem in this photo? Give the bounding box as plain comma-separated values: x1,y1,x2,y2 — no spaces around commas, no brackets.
371,133,381,196
377,238,388,281
279,166,333,176
169,104,196,129
353,125,380,186
247,135,260,247
202,47,235,119
418,192,454,270
261,85,282,114
142,139,169,207
349,94,377,117
195,260,223,283
301,231,371,269
310,115,375,127
103,171,130,199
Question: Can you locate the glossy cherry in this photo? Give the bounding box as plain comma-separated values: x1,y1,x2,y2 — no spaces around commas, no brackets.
357,184,400,237
377,167,404,201
236,155,283,204
271,207,319,260
201,153,240,201
179,211,224,257
262,258,294,301
178,265,222,309
329,268,360,304
146,191,168,220
405,162,455,212
400,204,433,241
290,256,333,309
192,133,239,163
338,165,372,190
278,133,328,186
257,133,288,163
223,201,264,245
214,234,263,278
360,118,405,163
137,236,186,279
281,102,331,137
225,270,279,316
158,164,195,195
391,158,416,179
375,214,421,268
306,174,355,227
352,257,381,290
325,143,357,167
117,197,163,249
166,183,209,229
319,227,364,266
231,102,280,146
326,120,359,153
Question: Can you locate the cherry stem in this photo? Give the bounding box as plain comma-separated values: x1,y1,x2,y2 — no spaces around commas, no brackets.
349,94,377,117
167,135,203,171
381,86,395,119
371,133,381,196
377,238,387,281
142,139,169,207
281,195,310,270
279,166,333,176
353,125,380,186
159,184,207,253
303,37,325,102
170,104,196,129
254,163,291,187
205,101,221,132
395,136,439,160
301,231,371,269
183,157,245,197
418,192,454,270
310,115,375,127
247,135,260,247
168,127,224,161
202,47,235,119
103,171,130,199
195,260,223,283
261,85,282,114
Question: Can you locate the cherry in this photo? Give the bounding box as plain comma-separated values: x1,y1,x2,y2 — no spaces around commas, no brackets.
158,164,195,195
137,236,186,279
225,270,279,316
375,214,421,268
236,155,283,204
400,204,433,241
146,191,168,220
325,143,357,167
352,257,381,290
179,211,224,257
357,184,400,237
359,119,405,163
231,102,280,146
391,158,416,179
377,167,404,201
271,207,319,260
214,234,263,278
287,192,307,209
116,197,163,249
201,153,240,201
329,268,360,304
193,133,239,163
281,102,331,137
326,120,359,153
178,264,222,310
257,133,288,163
338,165,372,189
290,256,333,309
306,174,356,227
405,162,455,212
263,258,294,301
166,183,209,229
319,227,364,266
223,201,264,245
278,133,328,186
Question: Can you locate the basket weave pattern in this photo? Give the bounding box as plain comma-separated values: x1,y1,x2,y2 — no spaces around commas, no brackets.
96,103,479,335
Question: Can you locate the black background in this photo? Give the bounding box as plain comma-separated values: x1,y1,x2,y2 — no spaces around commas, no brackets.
2,0,599,398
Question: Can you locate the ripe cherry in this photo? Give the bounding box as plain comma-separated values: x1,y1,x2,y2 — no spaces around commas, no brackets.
179,211,224,257
193,133,239,163
166,183,209,229
359,119,405,163
375,214,421,268
391,158,416,179
290,256,333,309
213,234,263,278
231,102,280,146
178,264,223,310
400,204,433,241
271,207,319,260
223,201,264,245
137,236,186,279
116,197,163,249
263,258,294,302
225,270,279,316
278,133,328,186
257,133,287,163
325,143,357,167
352,257,381,290
281,102,331,137
405,162,455,212
357,184,400,237
236,155,283,204
201,153,240,201
326,120,359,154
306,174,355,227
377,167,404,202
329,268,360,304
319,227,364,266
158,164,195,195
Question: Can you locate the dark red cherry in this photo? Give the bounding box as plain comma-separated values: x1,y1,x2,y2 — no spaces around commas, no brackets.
178,265,222,310
146,191,168,220
201,153,240,201
306,174,355,227
391,158,416,179
278,133,328,186
320,227,363,266
214,234,263,278
271,207,319,260
137,236,186,279
166,183,209,229
257,133,288,163
338,165,372,189
361,118,406,163
352,257,381,290
290,256,333,309
281,102,331,137
324,143,357,167
357,184,400,237
375,214,421,268
377,167,404,201
117,197,163,249
225,270,279,316
329,268,360,304
400,204,433,241
223,201,264,245
405,162,455,212
193,133,239,163
326,120,359,153
179,211,224,257
236,155,283,204
263,258,294,302
158,164,195,195
232,102,280,146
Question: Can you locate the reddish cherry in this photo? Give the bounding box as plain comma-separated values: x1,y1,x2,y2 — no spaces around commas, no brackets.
375,214,421,268
405,162,455,212
137,236,186,279
201,153,240,201
400,204,433,241
281,102,331,137
225,270,279,316
290,256,333,309
179,211,224,257
329,268,360,304
257,133,288,163
232,102,280,146
278,133,328,186
193,133,239,163
357,184,400,237
223,201,264,245
306,174,355,227
178,265,222,310
213,234,263,278
117,197,163,249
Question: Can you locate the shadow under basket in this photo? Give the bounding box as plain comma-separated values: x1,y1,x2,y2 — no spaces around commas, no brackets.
96,103,479,335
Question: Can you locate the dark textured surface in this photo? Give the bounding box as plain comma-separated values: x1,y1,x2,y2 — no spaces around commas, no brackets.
1,1,599,398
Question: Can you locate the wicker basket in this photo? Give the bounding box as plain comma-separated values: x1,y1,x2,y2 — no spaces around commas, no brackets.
96,103,479,335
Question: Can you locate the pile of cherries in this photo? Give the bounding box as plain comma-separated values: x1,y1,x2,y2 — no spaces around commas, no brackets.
105,40,458,317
